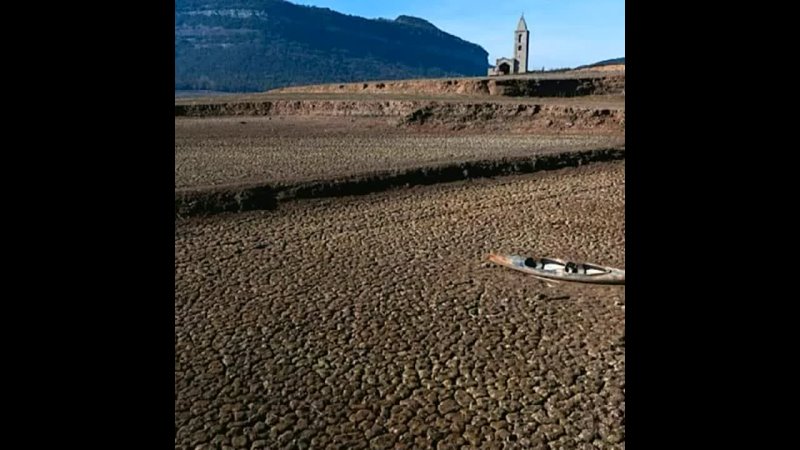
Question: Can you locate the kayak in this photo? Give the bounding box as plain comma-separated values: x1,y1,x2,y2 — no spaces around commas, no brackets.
487,253,625,285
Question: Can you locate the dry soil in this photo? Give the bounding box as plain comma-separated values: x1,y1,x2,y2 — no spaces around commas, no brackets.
175,161,625,449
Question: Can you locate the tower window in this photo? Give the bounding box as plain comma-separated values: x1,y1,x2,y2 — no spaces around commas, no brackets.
518,34,522,43
518,45,522,51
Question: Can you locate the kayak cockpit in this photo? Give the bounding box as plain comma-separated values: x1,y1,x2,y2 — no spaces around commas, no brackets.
488,253,624,284
522,257,611,275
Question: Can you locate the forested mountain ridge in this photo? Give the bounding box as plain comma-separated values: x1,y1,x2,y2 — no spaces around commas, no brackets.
176,0,490,92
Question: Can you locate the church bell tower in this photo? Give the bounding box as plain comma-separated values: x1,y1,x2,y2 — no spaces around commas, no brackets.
514,14,530,73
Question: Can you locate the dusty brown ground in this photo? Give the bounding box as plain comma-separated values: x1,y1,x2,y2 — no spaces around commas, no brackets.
175,93,625,109
175,161,625,449
175,116,624,189
570,65,624,73
268,71,624,96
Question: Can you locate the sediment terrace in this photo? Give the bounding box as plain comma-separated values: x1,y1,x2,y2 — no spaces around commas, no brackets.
175,72,624,138
176,72,624,140
270,71,625,97
175,97,624,134
176,116,624,188
176,116,624,216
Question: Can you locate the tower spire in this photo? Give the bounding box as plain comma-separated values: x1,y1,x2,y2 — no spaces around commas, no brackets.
517,14,528,31
514,14,530,74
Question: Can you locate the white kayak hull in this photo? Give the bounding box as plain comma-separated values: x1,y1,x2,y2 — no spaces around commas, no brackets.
488,253,625,285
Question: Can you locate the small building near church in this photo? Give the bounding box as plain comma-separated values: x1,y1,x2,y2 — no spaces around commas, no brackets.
488,15,530,76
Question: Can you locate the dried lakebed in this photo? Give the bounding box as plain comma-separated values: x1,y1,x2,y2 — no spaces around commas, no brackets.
175,161,625,449
175,116,624,191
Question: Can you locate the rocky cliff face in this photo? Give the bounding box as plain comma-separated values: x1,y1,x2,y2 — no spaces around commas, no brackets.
175,0,489,92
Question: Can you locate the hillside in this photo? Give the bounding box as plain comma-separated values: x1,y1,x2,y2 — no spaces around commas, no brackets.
175,0,490,92
576,57,625,70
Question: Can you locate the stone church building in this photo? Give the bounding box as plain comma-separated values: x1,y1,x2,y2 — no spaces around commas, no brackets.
488,15,530,76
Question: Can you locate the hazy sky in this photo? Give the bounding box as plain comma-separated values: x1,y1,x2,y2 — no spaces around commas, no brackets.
292,0,624,69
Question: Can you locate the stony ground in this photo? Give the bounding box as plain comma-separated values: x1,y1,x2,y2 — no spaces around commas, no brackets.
175,116,624,189
175,161,625,449
175,93,626,109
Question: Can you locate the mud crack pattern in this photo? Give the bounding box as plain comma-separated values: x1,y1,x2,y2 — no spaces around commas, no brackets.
175,162,625,449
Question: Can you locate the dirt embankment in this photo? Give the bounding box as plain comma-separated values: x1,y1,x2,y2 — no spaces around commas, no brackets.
401,103,624,132
270,75,625,97
175,99,421,118
175,100,624,132
175,147,624,217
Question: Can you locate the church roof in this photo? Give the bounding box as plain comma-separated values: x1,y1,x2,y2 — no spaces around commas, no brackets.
517,14,528,31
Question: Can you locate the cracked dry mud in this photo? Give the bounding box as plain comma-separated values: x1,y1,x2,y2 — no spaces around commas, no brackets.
175,161,625,449
175,116,624,189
